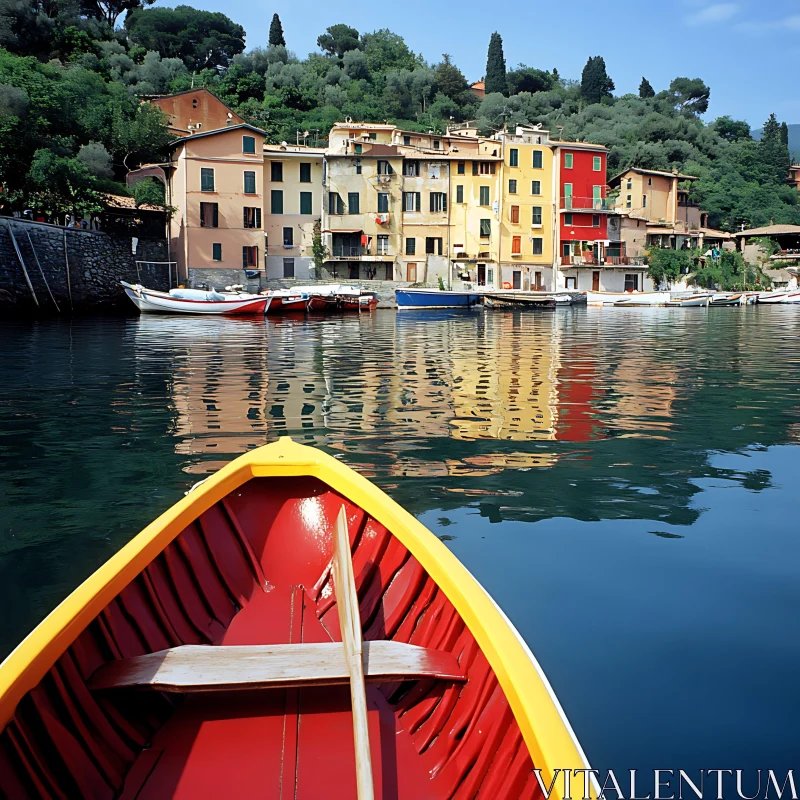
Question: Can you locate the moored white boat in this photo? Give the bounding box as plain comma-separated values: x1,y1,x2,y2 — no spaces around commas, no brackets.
781,291,800,304
757,290,791,304
665,294,711,307
121,282,270,315
263,288,311,313
710,293,746,306
586,290,670,306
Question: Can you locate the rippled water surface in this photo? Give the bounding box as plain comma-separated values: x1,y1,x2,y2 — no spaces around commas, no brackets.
2,307,800,776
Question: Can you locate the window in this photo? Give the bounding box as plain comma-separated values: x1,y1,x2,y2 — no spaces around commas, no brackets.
433,140,440,149
626,195,632,209
479,186,490,206
456,185,464,203
377,160,393,175
625,273,639,292
283,227,293,247
478,162,494,175
511,235,521,255
564,153,574,169
402,192,420,212
283,258,295,278
243,207,261,228
355,160,362,175
212,242,222,261
329,192,344,215
508,179,517,194
271,190,283,214
242,246,258,267
369,132,377,140
592,214,600,228
271,162,283,182
564,183,573,209
565,276,577,289
243,135,256,154
509,148,519,167
403,161,420,176
643,195,647,208
200,202,218,227
627,178,632,190
457,161,465,175
354,143,362,154
532,150,543,169
300,192,313,215
479,219,491,238
593,156,602,171
377,193,389,213
430,192,447,213
510,205,520,224
531,180,542,195
377,234,389,255
532,237,543,255
532,206,542,225
425,237,443,255
648,178,652,186
403,135,411,146
299,163,311,183
200,168,215,192
244,171,256,194
347,192,360,214
406,237,416,255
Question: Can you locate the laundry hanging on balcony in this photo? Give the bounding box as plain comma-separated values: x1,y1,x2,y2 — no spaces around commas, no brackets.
376,213,389,225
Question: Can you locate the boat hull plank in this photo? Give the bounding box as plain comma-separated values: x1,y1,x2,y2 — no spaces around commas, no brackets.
0,439,592,799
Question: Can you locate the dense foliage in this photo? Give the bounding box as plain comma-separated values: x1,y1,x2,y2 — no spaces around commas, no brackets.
0,3,797,229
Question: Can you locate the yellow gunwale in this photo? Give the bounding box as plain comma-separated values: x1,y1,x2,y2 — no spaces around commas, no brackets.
0,437,592,799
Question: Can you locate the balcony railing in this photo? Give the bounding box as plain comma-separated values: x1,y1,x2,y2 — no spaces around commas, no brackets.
677,199,700,208
332,245,366,257
560,197,611,211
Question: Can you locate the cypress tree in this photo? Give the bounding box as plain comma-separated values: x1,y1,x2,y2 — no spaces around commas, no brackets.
780,121,789,147
760,113,790,185
269,13,285,47
580,56,614,104
639,77,655,98
484,32,507,95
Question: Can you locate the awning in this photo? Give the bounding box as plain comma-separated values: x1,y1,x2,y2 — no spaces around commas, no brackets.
324,228,362,233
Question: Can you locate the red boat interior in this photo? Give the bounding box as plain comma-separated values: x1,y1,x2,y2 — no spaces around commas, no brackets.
0,477,543,799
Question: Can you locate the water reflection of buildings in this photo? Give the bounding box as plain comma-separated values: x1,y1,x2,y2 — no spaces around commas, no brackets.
133,310,685,479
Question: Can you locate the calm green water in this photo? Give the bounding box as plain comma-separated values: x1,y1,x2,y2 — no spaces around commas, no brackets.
2,307,799,778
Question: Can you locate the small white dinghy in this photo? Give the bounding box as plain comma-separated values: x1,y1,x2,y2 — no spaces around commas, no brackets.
666,294,711,307
710,293,746,307
121,282,271,315
757,291,791,304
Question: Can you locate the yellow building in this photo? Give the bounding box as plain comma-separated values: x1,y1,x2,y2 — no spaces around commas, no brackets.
263,143,326,280
494,126,556,290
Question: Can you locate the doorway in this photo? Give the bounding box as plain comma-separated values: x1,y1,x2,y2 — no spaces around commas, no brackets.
592,271,600,291
534,271,543,291
477,264,486,286
406,263,417,282
512,270,521,289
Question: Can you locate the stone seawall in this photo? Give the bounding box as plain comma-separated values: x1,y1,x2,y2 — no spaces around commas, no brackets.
0,219,169,315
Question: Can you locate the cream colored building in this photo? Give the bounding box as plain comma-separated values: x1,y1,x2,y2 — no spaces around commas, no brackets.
164,123,267,283
263,143,326,280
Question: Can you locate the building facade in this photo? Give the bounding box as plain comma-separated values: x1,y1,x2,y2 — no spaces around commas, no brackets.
263,144,325,281
164,124,267,283
148,88,245,137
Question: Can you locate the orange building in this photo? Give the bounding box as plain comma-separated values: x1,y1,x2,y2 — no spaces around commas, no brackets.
148,88,245,137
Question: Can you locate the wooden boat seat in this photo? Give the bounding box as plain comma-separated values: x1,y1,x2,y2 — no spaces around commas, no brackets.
89,640,466,693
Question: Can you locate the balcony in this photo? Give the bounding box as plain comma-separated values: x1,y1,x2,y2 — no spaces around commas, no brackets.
330,245,393,260
560,197,611,211
677,199,700,208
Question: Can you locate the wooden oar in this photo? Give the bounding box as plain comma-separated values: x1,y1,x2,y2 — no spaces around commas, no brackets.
332,505,375,800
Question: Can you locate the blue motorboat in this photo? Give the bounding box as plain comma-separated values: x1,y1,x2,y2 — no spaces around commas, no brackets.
395,288,483,308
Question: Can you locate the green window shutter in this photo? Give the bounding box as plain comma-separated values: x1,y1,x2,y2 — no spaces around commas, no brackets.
406,237,415,255
456,185,463,203
212,243,222,261
212,204,218,227
271,162,282,182
442,193,447,212
472,161,479,176
415,192,421,212
429,193,435,213
256,208,261,227
242,247,247,268
347,192,359,213
300,163,311,182
457,162,465,175
271,190,283,214
201,168,214,192
509,149,518,167
533,150,543,168
242,136,256,154
300,192,312,214
377,193,388,213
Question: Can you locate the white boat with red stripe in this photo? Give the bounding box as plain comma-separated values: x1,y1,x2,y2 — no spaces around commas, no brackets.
121,282,271,315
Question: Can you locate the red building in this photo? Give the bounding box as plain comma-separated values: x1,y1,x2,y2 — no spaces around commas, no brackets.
555,142,610,285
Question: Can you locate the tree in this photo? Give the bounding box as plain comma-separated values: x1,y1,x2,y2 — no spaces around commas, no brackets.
435,54,468,101
580,56,614,104
77,141,113,178
759,113,790,185
638,77,655,99
484,32,506,95
361,29,419,73
507,65,553,95
668,77,709,116
712,116,751,142
26,149,103,216
82,0,156,28
125,6,246,72
133,177,165,207
780,121,789,147
311,223,328,279
316,24,360,59
646,247,695,286
268,13,284,47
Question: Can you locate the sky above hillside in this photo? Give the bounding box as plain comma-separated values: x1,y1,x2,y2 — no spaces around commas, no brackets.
168,0,799,126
